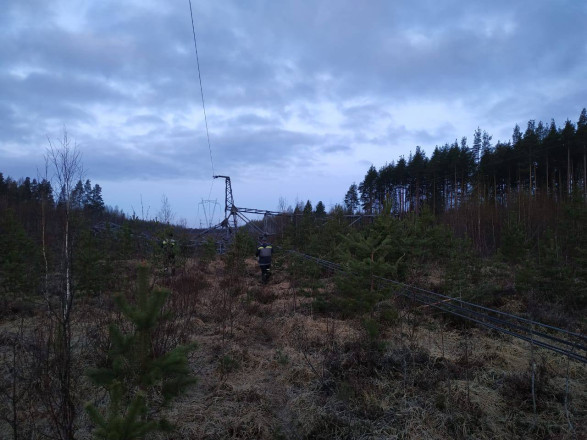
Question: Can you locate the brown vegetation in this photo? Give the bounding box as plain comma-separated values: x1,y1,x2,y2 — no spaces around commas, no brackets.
1,252,586,439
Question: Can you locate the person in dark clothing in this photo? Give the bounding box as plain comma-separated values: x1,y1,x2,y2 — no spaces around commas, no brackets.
256,237,273,283
162,232,177,275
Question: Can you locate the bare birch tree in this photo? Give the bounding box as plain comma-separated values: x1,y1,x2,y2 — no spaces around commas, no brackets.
44,129,83,440
158,194,175,225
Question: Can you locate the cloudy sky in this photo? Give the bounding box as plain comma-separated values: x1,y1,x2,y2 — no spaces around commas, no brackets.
2,0,586,227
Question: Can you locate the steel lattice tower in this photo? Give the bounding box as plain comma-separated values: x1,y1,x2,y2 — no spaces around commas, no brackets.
213,175,237,235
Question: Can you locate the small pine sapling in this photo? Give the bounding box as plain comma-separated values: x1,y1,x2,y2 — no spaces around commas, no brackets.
335,228,402,318
86,265,197,439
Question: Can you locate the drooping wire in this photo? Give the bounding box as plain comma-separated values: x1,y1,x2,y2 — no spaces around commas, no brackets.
285,249,587,364
188,0,215,181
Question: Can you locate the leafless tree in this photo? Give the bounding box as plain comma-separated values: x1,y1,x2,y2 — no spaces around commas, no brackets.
0,320,31,440
158,194,175,224
37,159,52,309
46,130,83,324
277,196,288,213
44,129,83,440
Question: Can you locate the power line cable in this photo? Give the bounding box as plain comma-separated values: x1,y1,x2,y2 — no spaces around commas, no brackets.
188,0,215,178
285,249,587,363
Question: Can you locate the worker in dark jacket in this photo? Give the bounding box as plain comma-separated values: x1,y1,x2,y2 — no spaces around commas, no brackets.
256,236,273,283
162,231,177,275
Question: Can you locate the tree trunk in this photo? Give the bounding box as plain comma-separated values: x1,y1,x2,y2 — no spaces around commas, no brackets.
559,169,562,201
529,154,532,196
454,167,458,208
494,174,497,208
583,145,586,200
546,155,549,197
568,145,571,196
415,179,420,216
433,173,436,214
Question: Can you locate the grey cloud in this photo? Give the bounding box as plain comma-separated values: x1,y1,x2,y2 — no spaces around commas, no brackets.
381,123,458,150
356,159,372,170
341,104,392,132
321,144,351,154
212,128,318,168
0,103,28,144
228,113,280,128
3,72,122,110
274,1,587,102
67,124,324,183
6,1,587,110
0,155,47,181
125,114,166,127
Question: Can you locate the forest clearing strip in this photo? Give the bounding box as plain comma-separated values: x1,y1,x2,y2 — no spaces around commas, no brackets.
285,249,587,364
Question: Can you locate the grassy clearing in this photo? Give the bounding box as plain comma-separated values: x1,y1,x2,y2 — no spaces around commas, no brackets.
1,256,585,439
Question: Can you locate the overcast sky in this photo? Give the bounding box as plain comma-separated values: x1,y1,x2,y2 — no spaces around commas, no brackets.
2,0,586,227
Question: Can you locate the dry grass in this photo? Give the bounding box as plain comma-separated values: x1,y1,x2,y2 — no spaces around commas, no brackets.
150,257,587,439
0,256,585,439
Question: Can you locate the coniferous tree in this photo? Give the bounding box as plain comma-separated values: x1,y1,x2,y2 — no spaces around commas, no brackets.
577,108,587,197
561,120,576,196
318,205,350,256
297,201,315,249
359,165,379,214
33,178,54,204
481,131,493,157
517,120,537,193
407,146,428,215
335,228,395,317
395,157,408,214
334,213,406,317
532,230,572,302
512,124,522,146
83,179,93,207
472,128,482,164
377,163,395,211
0,173,6,195
543,120,560,195
0,210,39,301
75,228,110,296
315,201,326,218
428,147,445,214
89,184,105,213
344,183,359,213
71,180,85,210
499,215,528,264
86,265,197,439
18,177,32,202
560,193,587,308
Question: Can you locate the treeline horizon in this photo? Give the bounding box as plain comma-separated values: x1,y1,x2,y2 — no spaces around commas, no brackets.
345,107,587,217
0,174,105,210
3,107,587,253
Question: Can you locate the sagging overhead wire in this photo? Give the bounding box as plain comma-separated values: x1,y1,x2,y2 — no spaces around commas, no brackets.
286,250,587,364
188,0,215,185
